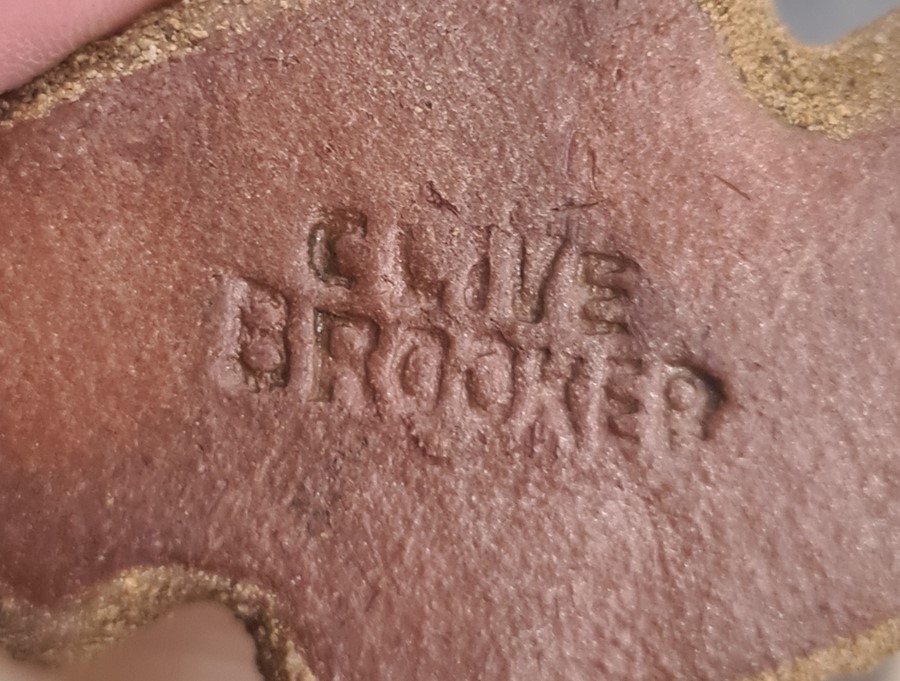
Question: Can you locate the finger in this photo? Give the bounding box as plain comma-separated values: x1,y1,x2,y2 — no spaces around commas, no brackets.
0,0,169,94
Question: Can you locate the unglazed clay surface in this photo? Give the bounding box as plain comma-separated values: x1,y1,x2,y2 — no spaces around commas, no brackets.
0,1,899,680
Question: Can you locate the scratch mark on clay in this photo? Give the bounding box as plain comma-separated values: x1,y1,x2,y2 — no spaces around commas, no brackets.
424,181,461,217
712,174,752,201
552,198,600,212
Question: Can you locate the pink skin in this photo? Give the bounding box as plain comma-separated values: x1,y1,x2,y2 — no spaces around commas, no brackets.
0,0,169,94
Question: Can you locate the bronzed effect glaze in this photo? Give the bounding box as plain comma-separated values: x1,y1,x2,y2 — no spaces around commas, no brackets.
1,1,899,680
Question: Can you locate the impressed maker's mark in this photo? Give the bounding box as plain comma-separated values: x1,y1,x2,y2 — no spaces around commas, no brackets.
213,205,723,453
215,277,289,392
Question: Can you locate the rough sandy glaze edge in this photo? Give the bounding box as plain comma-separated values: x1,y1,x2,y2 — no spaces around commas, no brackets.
697,0,900,136
0,565,898,681
0,567,317,680
0,0,899,678
0,0,309,128
744,618,900,681
0,0,898,136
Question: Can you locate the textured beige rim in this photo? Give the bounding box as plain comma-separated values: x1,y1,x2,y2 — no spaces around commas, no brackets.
698,0,900,136
744,618,900,681
0,0,309,128
0,567,316,681
0,0,899,679
0,566,898,681
0,0,898,135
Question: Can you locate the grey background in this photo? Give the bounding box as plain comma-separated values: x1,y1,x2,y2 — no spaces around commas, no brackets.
776,0,900,44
